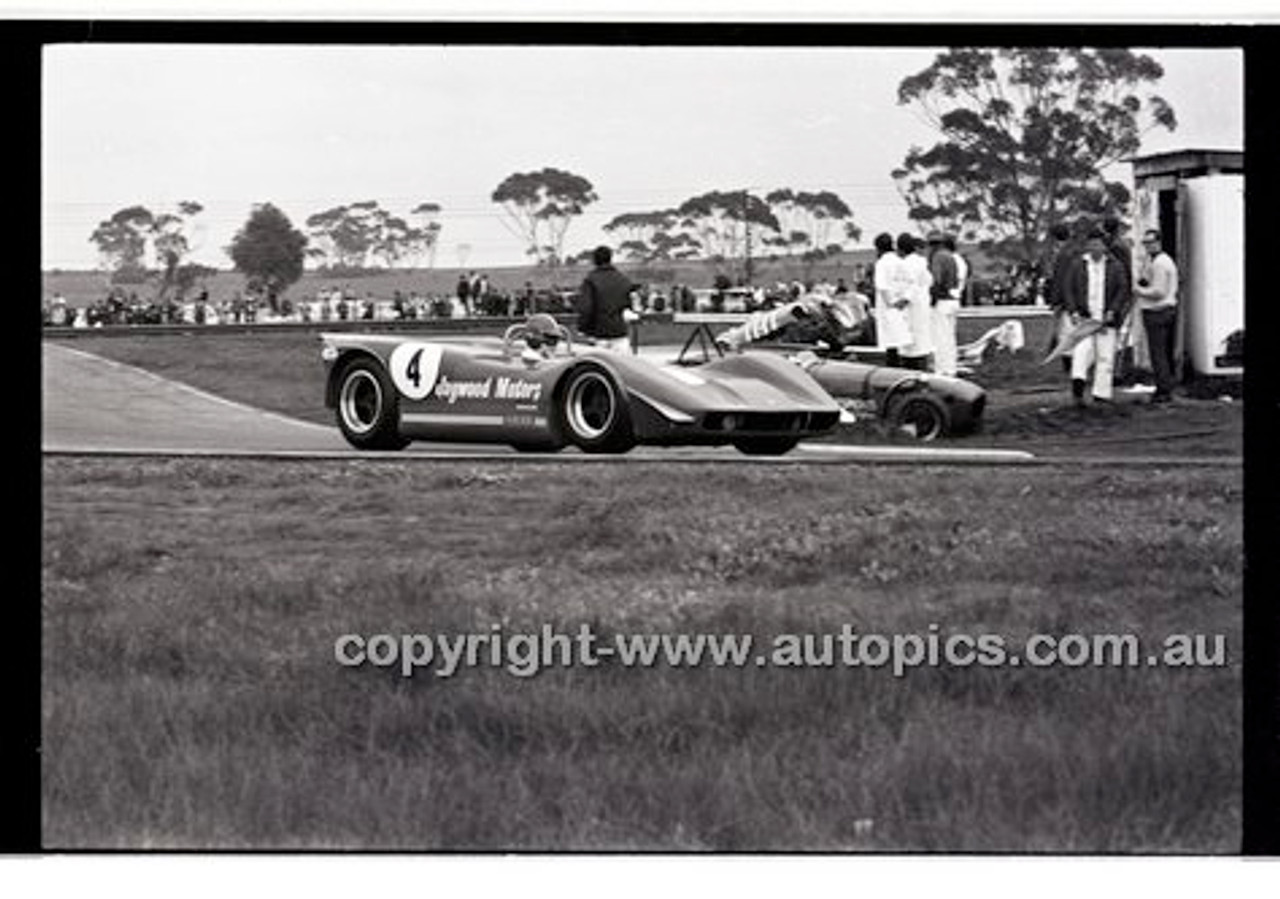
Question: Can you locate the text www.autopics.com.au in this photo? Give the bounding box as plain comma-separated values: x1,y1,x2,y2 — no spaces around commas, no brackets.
333,624,1230,680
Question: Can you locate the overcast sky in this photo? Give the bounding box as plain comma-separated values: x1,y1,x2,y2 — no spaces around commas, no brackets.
41,44,1243,271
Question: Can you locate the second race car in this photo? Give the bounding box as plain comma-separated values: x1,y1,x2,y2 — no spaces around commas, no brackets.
711,296,987,440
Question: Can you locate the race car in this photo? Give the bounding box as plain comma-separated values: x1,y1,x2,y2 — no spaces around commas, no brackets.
712,297,987,440
320,314,841,455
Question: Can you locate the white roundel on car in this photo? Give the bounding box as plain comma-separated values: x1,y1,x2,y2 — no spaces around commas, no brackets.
389,342,444,400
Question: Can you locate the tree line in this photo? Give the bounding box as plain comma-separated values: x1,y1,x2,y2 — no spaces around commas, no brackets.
83,47,1175,302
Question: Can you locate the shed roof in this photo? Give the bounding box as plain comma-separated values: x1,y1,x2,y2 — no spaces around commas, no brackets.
1129,148,1244,180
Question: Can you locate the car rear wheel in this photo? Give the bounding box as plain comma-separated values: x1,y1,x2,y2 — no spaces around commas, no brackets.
733,437,800,456
335,358,410,451
886,391,950,442
559,364,635,454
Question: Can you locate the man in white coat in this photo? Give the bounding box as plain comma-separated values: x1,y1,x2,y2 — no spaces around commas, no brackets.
872,232,911,367
899,232,934,370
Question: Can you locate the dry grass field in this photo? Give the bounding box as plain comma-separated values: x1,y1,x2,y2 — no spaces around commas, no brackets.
42,457,1241,851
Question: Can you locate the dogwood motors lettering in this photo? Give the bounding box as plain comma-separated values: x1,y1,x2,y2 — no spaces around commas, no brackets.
431,374,494,404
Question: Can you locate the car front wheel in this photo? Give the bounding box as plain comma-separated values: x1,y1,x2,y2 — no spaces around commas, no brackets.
558,364,635,454
335,358,410,451
886,391,950,441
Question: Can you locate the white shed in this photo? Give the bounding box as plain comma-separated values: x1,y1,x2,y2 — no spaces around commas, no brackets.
1129,148,1243,378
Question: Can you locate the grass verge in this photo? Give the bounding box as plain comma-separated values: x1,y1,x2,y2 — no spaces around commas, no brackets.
43,458,1241,850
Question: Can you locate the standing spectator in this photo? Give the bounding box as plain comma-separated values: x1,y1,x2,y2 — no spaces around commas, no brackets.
469,271,483,314
670,285,691,313
872,232,911,367
947,236,968,306
1043,223,1077,372
575,245,634,352
1062,227,1130,406
49,294,69,326
927,231,959,376
899,233,934,371
1102,215,1134,372
106,289,125,324
1133,228,1180,404
457,273,472,316
1102,215,1134,285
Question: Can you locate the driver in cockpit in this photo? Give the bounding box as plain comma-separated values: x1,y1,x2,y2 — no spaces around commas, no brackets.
521,313,566,359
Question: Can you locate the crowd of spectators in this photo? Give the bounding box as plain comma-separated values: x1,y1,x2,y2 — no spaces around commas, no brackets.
40,248,1060,331
1038,214,1184,405
41,281,588,329
41,287,268,328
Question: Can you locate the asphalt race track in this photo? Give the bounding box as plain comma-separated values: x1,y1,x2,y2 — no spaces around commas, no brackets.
43,342,348,454
41,341,1042,465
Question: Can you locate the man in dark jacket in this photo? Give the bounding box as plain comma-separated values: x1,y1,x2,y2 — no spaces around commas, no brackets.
1043,222,1077,372
1061,228,1131,405
1102,215,1134,291
576,245,635,352
456,274,471,316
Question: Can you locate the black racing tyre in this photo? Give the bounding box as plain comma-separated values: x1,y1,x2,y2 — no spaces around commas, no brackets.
334,357,410,451
886,391,950,442
558,364,635,454
732,437,800,456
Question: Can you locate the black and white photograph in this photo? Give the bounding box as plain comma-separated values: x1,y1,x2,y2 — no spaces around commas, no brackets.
35,21,1257,858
